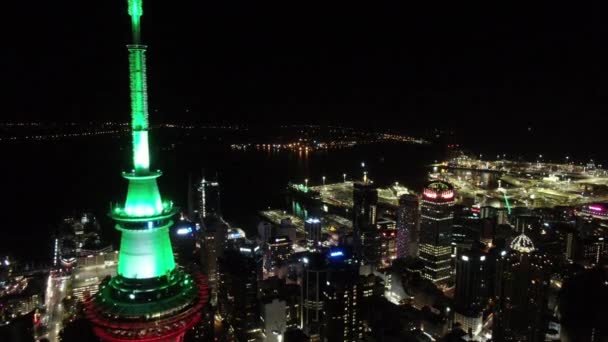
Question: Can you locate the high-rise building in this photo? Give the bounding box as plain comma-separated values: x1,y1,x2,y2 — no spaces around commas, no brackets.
322,267,365,342
352,181,378,235
85,2,209,341
301,253,327,340
199,176,221,221
353,180,379,267
218,247,263,341
380,228,397,268
360,230,382,268
279,218,298,243
454,248,487,310
396,194,419,258
453,247,488,337
566,230,607,266
419,181,455,285
201,219,228,305
266,236,293,272
258,221,273,244
305,217,322,250
493,233,550,342
581,236,606,265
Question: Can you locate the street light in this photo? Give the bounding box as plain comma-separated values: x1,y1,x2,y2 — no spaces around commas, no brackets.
343,173,347,183
304,178,308,188
322,176,326,186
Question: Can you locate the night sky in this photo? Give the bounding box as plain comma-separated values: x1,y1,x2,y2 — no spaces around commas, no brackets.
3,1,607,153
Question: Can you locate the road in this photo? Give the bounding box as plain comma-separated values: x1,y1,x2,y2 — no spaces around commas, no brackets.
41,272,69,342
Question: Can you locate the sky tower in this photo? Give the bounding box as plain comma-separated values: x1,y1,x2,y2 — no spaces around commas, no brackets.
85,1,209,341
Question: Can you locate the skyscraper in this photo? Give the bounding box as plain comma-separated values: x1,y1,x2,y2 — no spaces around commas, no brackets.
301,253,327,340
199,176,221,222
305,217,322,250
85,2,208,341
218,247,263,341
396,194,419,258
352,181,378,234
493,233,550,342
380,228,398,268
201,219,228,305
352,180,379,266
453,247,488,337
322,267,365,342
419,181,455,285
266,236,293,272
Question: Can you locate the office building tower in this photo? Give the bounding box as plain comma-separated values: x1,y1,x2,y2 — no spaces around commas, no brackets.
565,229,578,263
352,181,378,234
199,176,221,221
453,247,487,337
558,267,607,342
360,230,382,268
452,224,479,258
267,236,293,272
322,267,364,342
396,194,419,258
218,247,263,341
353,180,379,267
202,219,228,305
565,229,607,266
258,221,273,244
493,233,550,342
301,253,327,340
85,2,209,341
380,228,397,268
279,218,298,243
583,236,606,265
419,181,455,285
305,217,322,250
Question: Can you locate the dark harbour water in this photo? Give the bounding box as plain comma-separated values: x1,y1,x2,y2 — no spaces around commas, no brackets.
0,132,441,264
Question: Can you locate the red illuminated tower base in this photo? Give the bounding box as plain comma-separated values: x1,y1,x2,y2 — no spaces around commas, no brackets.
85,273,209,342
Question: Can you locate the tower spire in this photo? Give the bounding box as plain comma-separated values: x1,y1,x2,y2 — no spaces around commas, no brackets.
128,0,143,44
128,0,150,174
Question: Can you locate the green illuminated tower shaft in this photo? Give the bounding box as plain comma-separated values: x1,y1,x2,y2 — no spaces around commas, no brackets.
128,0,150,173
111,0,177,280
